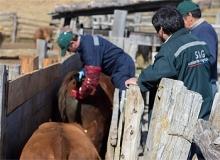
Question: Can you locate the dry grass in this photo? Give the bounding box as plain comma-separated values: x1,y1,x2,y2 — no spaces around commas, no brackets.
0,0,89,22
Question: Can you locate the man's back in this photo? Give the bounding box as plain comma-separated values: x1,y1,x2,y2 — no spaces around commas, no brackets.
140,28,213,119
191,20,218,81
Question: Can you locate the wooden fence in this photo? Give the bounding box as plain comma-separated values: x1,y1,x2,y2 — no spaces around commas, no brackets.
0,12,59,42
0,39,61,81
106,78,220,160
0,53,82,159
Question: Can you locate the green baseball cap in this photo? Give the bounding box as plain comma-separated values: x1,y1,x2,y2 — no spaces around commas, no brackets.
177,0,200,16
57,31,74,56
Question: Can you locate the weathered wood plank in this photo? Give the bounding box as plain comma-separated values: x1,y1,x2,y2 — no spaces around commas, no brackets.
7,63,60,114
120,85,144,160
0,65,7,159
193,119,220,160
36,39,47,69
106,89,120,160
6,64,21,80
111,10,127,37
123,38,138,62
114,91,125,160
144,78,203,160
209,92,220,130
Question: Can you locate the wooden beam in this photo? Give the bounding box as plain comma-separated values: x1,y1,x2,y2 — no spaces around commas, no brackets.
36,39,47,69
106,89,120,160
111,10,127,37
11,13,17,43
51,1,180,19
114,91,125,160
0,65,7,159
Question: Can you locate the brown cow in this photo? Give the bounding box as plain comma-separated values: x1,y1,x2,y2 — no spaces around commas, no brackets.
20,122,101,160
34,26,53,49
58,71,114,158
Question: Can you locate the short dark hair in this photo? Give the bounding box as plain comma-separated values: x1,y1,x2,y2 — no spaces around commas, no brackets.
185,9,201,19
152,6,184,35
72,33,78,41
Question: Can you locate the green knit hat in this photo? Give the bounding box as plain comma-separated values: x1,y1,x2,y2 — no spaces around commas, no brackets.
177,0,200,16
57,31,76,56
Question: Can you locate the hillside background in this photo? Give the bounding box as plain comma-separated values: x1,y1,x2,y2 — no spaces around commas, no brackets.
0,0,89,22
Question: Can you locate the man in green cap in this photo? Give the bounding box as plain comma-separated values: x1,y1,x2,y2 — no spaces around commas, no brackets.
57,30,135,99
177,0,218,99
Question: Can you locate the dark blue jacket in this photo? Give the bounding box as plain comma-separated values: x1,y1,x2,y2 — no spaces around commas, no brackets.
191,20,218,81
77,35,135,90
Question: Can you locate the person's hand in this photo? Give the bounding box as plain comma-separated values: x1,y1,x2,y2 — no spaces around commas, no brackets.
125,77,138,88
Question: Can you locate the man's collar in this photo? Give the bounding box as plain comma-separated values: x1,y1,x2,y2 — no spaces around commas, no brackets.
164,34,172,43
191,18,205,30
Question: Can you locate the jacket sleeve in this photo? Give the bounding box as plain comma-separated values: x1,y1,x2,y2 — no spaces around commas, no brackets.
138,49,177,92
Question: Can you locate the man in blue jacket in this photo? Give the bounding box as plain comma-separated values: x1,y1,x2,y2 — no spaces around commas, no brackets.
57,31,135,99
177,0,218,97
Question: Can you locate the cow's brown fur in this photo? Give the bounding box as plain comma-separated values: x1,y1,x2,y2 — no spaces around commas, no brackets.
20,122,100,160
58,71,114,156
34,26,53,42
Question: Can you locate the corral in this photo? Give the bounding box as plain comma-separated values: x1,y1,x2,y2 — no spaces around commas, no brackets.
0,0,220,159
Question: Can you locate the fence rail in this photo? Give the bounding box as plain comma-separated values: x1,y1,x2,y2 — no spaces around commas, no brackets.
0,12,58,42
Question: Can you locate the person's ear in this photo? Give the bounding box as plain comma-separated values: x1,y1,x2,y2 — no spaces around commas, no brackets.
158,27,163,36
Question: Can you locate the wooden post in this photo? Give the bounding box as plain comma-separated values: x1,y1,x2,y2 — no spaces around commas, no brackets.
36,39,47,69
123,38,138,62
0,65,7,159
134,13,142,32
111,10,127,37
120,85,144,160
193,119,220,160
209,92,220,130
70,18,78,33
216,12,220,24
7,64,20,80
11,13,17,43
114,91,125,160
144,78,203,159
106,89,120,160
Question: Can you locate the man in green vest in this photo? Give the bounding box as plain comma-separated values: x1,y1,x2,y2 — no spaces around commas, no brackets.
126,6,213,120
